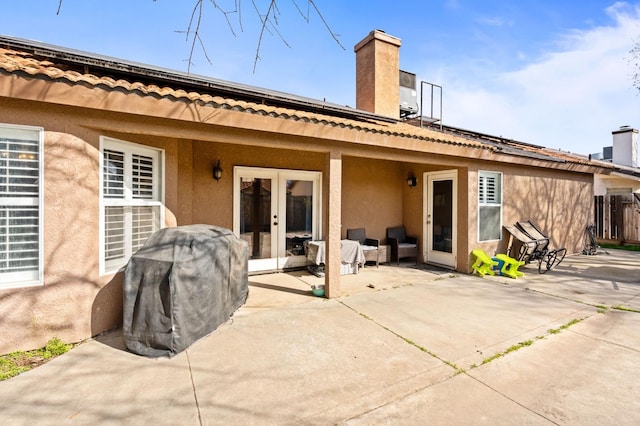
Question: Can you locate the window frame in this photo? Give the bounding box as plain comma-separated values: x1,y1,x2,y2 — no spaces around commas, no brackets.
0,123,44,289
99,137,164,275
477,170,503,242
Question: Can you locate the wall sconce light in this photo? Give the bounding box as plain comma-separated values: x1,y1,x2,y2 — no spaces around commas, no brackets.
212,160,223,182
407,172,417,188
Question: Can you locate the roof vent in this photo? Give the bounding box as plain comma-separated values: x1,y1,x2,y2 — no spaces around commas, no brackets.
399,70,418,117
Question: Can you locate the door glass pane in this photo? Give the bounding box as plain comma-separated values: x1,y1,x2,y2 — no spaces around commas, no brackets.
432,180,453,253
285,180,313,257
240,177,272,259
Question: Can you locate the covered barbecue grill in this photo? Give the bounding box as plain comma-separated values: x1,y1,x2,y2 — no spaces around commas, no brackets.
123,224,249,357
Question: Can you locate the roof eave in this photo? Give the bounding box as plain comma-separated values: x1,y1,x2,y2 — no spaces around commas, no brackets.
0,34,397,125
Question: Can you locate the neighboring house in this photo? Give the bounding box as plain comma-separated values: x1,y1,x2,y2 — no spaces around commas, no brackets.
0,30,610,353
591,126,640,243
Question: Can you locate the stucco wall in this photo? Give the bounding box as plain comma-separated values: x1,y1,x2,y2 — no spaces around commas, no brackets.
342,159,471,271
0,94,597,354
341,157,403,242
190,141,326,229
0,105,100,352
468,163,593,268
0,102,183,353
0,129,112,353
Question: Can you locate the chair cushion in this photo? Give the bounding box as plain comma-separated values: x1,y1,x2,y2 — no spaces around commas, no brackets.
346,228,366,245
398,243,416,249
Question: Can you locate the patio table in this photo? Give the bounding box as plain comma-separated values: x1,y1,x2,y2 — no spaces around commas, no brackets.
306,240,365,273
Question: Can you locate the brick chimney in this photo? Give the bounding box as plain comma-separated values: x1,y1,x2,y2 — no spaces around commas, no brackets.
354,30,401,119
612,125,638,168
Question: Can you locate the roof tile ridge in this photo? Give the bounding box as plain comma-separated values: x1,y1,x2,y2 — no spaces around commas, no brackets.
0,47,491,151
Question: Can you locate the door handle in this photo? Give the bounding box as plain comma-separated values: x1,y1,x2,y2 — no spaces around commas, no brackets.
273,222,278,226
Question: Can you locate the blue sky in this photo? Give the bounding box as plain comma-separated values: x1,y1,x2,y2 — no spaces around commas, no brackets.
1,1,640,156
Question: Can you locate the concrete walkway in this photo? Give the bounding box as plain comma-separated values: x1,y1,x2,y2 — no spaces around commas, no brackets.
1,249,639,425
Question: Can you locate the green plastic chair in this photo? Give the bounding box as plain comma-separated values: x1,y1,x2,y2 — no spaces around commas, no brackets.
471,249,498,277
495,253,525,279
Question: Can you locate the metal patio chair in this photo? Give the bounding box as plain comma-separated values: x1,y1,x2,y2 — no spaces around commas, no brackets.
504,221,566,274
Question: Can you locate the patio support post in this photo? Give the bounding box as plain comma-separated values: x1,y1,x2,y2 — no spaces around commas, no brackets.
325,150,342,298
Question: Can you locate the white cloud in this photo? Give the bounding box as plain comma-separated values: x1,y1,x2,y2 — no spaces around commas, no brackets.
433,3,640,155
476,16,514,27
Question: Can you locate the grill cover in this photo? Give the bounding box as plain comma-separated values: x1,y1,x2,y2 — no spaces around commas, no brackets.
123,225,249,357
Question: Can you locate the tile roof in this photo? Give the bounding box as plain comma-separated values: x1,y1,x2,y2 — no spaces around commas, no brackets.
416,120,598,165
0,45,485,149
0,39,606,168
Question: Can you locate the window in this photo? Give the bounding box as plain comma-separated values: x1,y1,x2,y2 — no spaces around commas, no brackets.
0,124,43,288
100,138,163,274
478,171,502,241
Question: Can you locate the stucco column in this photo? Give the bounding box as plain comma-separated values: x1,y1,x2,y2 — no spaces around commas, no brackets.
324,150,342,298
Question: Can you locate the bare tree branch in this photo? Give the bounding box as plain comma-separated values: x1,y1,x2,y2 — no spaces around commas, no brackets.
308,0,345,50
238,0,244,32
58,0,344,75
255,1,291,43
292,0,310,23
186,1,205,72
209,0,240,36
187,0,342,73
196,33,214,66
185,1,201,43
290,1,344,49
252,0,278,73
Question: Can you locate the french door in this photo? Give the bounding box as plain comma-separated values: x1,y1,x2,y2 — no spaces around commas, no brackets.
233,167,321,273
423,170,457,268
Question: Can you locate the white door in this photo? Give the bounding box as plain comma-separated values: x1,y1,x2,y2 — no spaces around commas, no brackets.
423,170,457,268
233,167,321,273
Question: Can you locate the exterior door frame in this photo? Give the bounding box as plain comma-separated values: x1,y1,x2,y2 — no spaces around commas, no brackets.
422,169,458,268
233,166,322,273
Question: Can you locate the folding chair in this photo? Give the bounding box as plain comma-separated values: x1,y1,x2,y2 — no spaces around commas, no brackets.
505,221,567,274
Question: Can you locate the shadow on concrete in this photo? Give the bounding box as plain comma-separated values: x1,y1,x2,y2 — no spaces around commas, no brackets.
248,280,314,296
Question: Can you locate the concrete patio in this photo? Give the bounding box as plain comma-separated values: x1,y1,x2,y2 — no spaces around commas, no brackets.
0,249,638,425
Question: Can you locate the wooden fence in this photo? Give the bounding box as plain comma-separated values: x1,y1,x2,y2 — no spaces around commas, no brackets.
594,194,640,244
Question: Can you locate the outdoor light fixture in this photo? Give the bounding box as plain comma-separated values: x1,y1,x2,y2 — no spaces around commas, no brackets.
407,172,417,188
212,160,223,182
